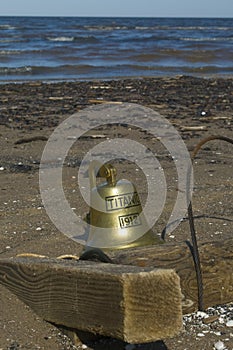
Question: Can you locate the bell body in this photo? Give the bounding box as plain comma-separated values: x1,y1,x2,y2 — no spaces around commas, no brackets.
86,178,160,249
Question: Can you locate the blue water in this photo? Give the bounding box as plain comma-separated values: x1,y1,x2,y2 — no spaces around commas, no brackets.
0,16,232,82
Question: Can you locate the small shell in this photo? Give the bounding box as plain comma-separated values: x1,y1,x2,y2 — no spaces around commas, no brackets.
226,320,233,327
197,333,205,337
214,340,225,350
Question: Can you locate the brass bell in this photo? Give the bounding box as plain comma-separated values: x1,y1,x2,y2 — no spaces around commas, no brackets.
85,161,161,250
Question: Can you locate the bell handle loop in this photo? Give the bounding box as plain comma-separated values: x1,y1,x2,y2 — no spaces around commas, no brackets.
101,164,117,186
89,160,117,189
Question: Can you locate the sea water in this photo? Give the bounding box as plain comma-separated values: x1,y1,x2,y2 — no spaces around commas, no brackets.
0,16,232,82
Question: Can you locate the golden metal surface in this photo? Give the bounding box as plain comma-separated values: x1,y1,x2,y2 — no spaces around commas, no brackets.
86,162,161,250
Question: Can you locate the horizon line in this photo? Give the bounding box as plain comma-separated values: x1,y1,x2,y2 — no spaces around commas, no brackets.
0,14,232,18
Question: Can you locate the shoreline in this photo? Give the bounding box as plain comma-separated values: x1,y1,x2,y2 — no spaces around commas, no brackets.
1,75,232,132
0,73,233,85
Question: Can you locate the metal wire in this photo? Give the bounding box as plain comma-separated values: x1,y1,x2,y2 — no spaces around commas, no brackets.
161,134,233,310
188,135,233,310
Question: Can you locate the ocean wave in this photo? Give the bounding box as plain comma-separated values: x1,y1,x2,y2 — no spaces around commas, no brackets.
0,17,232,81
0,39,20,43
181,37,233,42
82,24,233,31
47,36,75,42
0,64,97,76
0,66,32,74
149,26,233,31
0,36,29,43
0,50,23,55
185,65,233,73
118,33,233,44
0,24,17,30
47,35,99,43
84,25,132,31
111,63,233,74
0,63,232,81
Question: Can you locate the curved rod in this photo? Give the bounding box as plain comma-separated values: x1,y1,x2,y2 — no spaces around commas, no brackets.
188,135,233,310
161,134,233,310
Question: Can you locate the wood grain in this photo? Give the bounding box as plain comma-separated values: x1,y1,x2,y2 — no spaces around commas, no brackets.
0,258,182,343
110,237,233,314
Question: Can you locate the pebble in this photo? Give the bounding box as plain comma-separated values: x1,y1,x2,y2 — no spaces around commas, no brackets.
203,315,219,324
219,317,225,324
125,345,136,350
226,320,233,327
183,303,233,348
197,333,205,337
214,340,225,350
214,331,222,336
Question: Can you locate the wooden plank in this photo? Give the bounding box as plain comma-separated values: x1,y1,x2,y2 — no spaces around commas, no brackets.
0,257,182,344
110,237,233,314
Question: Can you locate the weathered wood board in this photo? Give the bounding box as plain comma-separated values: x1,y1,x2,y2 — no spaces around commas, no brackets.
111,237,233,314
0,257,182,344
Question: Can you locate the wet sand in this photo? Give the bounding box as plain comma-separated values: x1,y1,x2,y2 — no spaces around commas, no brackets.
0,76,232,349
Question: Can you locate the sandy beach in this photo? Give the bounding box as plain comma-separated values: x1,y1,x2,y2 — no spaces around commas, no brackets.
0,76,232,350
